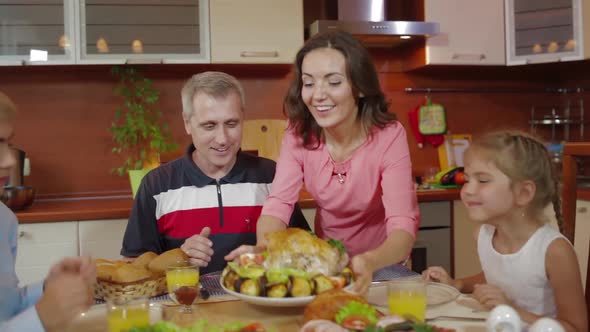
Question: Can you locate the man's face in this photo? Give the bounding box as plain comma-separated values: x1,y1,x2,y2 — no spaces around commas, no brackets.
184,92,243,179
0,121,15,196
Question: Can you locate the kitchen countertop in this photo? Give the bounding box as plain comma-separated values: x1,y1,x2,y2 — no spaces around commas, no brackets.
16,188,463,224
16,188,589,224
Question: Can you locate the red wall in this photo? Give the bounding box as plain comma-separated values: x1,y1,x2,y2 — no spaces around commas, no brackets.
0,58,586,198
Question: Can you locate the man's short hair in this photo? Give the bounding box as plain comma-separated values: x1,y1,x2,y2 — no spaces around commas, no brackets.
0,92,17,122
181,71,245,119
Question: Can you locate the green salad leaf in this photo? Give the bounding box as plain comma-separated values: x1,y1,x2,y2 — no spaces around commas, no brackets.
327,239,346,254
334,301,378,325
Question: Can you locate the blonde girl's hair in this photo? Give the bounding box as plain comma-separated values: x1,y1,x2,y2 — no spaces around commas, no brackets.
465,130,562,230
180,71,245,119
0,92,17,121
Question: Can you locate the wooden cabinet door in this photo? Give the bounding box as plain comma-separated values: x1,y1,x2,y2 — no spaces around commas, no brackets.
78,219,128,260
453,200,481,278
574,200,590,288
15,221,79,285
425,0,505,65
210,0,303,64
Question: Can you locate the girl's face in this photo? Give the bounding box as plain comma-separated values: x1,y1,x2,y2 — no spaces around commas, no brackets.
300,47,358,131
0,120,15,196
460,153,517,224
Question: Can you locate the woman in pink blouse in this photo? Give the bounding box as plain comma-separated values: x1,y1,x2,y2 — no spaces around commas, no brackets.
227,30,420,294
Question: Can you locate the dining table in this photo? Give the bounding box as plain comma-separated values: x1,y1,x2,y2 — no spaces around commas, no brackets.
69,265,489,332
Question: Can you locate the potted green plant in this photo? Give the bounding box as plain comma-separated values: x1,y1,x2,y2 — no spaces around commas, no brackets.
109,66,178,195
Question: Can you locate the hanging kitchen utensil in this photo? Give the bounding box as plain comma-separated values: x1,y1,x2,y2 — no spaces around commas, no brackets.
409,97,446,148
419,96,447,135
408,103,424,149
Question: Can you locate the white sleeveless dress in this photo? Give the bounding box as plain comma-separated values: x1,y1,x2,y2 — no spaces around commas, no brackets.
478,224,570,317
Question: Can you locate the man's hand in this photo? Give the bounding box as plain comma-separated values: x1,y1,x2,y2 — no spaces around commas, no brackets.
181,227,213,267
472,283,512,310
36,273,94,332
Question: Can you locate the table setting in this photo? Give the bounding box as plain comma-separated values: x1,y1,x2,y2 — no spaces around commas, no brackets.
68,263,494,332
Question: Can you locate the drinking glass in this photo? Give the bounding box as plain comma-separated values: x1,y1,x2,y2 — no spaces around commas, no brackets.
387,279,427,322
106,297,150,332
166,264,200,313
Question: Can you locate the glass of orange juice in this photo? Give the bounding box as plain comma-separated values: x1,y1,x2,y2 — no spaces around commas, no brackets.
106,297,150,332
166,264,200,313
387,278,427,322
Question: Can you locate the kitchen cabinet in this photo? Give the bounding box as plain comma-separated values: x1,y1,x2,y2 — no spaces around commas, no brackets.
15,221,79,285
78,218,128,260
77,0,209,64
209,0,303,64
415,202,452,274
424,0,505,65
505,0,586,65
453,200,481,278
574,200,590,288
0,0,77,65
14,218,129,285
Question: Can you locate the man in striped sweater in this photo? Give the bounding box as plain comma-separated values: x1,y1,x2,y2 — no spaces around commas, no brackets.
121,72,308,274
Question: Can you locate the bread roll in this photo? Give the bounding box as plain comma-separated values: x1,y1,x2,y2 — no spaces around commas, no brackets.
95,259,125,281
111,264,152,283
131,251,158,269
147,248,189,275
303,289,368,322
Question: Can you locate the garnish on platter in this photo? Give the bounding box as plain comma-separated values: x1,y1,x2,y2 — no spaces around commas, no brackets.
125,319,269,332
221,229,354,299
301,289,457,332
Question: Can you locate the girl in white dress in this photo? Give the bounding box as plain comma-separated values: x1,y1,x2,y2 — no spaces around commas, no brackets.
423,130,586,332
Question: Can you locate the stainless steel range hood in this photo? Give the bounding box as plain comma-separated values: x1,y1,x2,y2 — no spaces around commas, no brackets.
309,0,439,48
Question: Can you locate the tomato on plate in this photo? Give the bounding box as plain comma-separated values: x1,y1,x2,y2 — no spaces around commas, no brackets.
340,315,370,331
236,322,266,332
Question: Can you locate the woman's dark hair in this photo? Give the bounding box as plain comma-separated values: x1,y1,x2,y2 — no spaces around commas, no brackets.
283,30,396,149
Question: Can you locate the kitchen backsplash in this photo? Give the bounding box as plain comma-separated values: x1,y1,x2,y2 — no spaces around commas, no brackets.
0,58,587,198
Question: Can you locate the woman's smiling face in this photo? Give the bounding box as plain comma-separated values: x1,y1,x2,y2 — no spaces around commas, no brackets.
300,47,358,131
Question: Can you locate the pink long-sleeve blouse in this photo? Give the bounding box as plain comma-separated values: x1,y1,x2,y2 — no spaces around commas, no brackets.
261,122,420,256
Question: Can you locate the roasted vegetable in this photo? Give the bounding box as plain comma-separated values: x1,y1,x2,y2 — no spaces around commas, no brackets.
266,283,288,298
289,276,313,297
312,275,334,294
223,270,240,291
340,267,355,284
221,261,355,298
236,278,261,297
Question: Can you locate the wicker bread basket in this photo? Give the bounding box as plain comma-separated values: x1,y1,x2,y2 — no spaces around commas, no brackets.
94,276,167,301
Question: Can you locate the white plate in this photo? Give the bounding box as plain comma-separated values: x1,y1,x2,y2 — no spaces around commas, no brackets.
221,281,316,307
220,277,354,307
66,303,163,332
368,281,460,307
427,282,461,306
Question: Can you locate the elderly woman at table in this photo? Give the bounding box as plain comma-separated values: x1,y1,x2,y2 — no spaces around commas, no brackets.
227,30,420,294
